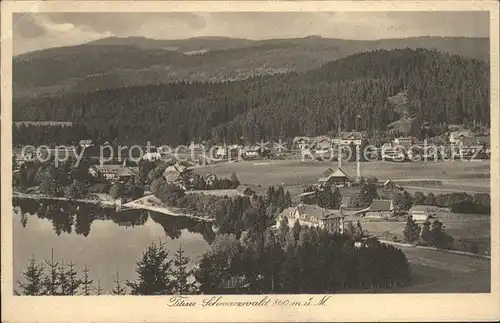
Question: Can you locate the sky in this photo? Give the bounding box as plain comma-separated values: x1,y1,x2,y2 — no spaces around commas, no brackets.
12,11,489,55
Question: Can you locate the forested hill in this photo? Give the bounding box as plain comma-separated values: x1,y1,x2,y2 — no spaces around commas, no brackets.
13,36,488,98
13,48,489,146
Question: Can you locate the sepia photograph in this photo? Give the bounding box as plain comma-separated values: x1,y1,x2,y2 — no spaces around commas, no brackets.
1,1,499,322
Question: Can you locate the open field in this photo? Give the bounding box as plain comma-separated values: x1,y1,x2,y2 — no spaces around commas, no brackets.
193,159,490,196
380,246,489,293
335,244,490,293
354,211,491,255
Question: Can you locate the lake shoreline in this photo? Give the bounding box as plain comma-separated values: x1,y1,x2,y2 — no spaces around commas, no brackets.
121,194,215,223
12,192,116,208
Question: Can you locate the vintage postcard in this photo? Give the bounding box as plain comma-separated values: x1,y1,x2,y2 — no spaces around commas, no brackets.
1,1,499,322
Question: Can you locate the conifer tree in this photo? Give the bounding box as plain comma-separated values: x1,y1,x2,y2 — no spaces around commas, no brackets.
332,186,342,209
43,249,60,295
58,259,69,295
80,264,94,296
126,240,174,295
403,216,421,243
65,261,82,295
171,246,195,295
16,254,45,295
292,219,301,242
94,279,103,295
420,220,432,245
111,271,127,295
278,215,290,245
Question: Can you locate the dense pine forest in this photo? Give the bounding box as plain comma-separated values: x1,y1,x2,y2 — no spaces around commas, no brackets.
13,48,489,146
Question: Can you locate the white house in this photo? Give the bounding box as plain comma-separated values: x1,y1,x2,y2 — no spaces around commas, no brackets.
393,137,413,147
215,147,227,159
142,152,162,161
334,132,365,146
449,130,473,145
409,205,438,222
277,204,344,234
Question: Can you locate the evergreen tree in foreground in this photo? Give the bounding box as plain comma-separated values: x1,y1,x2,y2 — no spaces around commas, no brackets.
111,271,127,295
58,259,69,295
65,261,82,295
171,246,196,295
16,254,45,295
94,279,104,295
80,264,94,296
126,240,174,295
42,249,60,295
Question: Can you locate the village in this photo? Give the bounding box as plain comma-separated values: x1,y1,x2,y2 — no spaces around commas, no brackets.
12,122,491,258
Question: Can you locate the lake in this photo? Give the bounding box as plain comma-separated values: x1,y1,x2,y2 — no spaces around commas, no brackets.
13,199,214,294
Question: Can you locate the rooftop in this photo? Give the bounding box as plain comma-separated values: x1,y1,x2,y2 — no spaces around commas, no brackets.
116,167,136,178
319,167,353,182
338,131,365,140
295,203,344,220
367,199,394,211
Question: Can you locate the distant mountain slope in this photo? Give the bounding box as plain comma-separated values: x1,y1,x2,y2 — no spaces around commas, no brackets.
13,36,489,98
14,48,489,147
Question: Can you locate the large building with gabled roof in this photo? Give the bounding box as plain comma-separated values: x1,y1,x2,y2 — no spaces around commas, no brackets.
318,167,354,187
355,199,395,218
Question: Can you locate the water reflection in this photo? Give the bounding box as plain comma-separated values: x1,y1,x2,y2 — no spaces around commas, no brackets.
13,199,215,241
13,199,214,292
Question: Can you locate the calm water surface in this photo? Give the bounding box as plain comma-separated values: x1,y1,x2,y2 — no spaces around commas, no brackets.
13,199,214,293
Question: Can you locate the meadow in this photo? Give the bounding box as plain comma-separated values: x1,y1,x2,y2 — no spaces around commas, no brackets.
194,159,491,196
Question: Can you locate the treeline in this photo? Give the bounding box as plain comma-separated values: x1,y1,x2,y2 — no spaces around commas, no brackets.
196,227,410,294
334,177,489,215
14,49,489,146
12,123,90,147
300,185,342,209
413,191,490,214
13,157,145,201
13,158,93,199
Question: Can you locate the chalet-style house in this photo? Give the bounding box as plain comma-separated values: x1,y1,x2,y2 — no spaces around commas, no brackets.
243,146,261,158
142,152,162,161
277,204,344,234
188,142,205,152
88,164,138,183
381,145,406,161
356,200,395,218
334,131,365,146
318,167,354,187
116,167,137,182
13,147,48,166
409,205,438,222
393,137,413,147
449,130,473,145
